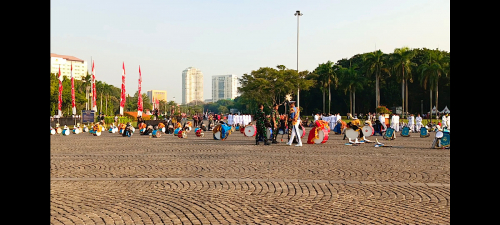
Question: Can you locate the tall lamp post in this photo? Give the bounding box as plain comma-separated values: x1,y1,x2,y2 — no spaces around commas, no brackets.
294,10,303,111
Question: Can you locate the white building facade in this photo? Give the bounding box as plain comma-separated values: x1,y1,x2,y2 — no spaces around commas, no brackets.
50,53,87,80
182,67,204,104
212,74,239,102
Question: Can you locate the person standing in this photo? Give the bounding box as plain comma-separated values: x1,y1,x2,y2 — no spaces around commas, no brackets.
286,101,302,147
442,113,448,129
379,113,387,131
193,114,198,127
330,113,337,131
394,114,400,132
408,114,415,132
254,104,269,145
270,104,280,144
415,114,423,131
446,113,450,129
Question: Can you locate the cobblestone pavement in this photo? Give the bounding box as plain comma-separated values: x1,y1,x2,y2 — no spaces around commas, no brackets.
51,126,450,224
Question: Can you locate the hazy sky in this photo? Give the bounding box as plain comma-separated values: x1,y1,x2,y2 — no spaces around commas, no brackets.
51,0,450,104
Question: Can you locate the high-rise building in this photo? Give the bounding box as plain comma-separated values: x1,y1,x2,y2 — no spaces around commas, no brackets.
146,90,167,104
182,67,203,104
212,74,239,102
50,53,88,80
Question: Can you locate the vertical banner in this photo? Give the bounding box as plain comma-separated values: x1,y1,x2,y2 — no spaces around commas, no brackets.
120,62,126,115
71,62,76,115
58,65,63,116
91,61,97,111
137,65,143,117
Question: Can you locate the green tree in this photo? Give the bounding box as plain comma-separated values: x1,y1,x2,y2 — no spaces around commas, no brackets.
313,60,338,114
362,50,391,110
238,66,314,110
418,49,449,121
391,46,416,117
339,63,366,116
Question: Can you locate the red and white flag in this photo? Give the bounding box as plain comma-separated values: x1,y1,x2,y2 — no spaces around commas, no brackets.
137,65,143,116
91,61,97,111
120,62,126,115
71,62,76,115
58,65,63,116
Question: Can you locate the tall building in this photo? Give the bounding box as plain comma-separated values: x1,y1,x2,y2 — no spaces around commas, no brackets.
50,53,88,80
181,67,203,104
212,74,239,102
146,90,167,104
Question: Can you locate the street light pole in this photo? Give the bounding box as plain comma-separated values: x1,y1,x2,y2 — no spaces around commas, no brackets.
294,10,303,111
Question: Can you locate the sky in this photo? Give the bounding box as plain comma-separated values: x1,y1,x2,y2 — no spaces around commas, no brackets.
51,0,450,104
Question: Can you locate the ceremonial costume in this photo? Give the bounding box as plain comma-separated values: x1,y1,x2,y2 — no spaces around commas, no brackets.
286,105,302,146
254,108,269,145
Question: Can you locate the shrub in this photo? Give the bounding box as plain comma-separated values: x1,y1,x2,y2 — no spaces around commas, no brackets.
376,106,392,114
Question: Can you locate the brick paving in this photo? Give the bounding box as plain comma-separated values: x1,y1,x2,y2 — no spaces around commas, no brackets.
51,125,450,224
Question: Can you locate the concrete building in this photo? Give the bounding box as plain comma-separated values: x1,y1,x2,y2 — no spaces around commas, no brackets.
50,53,88,80
147,90,167,104
212,74,239,102
182,67,204,104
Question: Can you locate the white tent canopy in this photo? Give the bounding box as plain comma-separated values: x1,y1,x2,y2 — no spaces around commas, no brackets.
428,106,438,114
441,106,450,114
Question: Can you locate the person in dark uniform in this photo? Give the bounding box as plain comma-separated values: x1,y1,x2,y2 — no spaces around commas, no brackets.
287,101,295,142
255,104,269,145
270,103,280,144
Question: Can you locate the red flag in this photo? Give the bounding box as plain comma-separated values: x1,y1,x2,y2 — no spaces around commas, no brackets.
138,65,143,113
71,62,76,115
92,61,97,111
120,62,126,114
58,65,63,116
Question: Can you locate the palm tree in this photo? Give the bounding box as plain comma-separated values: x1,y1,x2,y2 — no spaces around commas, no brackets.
363,50,391,110
418,49,449,122
314,61,338,114
391,47,416,117
339,63,366,116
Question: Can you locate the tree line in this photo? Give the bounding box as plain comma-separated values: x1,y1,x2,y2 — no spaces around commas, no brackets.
50,47,449,118
237,47,450,117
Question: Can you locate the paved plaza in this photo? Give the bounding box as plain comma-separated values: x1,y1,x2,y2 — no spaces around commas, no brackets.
50,125,450,224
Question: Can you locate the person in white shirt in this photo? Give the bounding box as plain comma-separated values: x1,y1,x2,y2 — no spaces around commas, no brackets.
408,114,415,132
415,114,423,131
314,113,319,122
393,114,400,132
442,114,448,129
378,114,386,130
329,114,336,131
446,113,450,129
228,113,233,126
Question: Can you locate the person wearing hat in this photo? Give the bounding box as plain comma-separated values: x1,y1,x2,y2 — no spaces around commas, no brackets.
351,116,360,127
286,101,295,142
254,104,270,145
270,103,280,144
286,101,303,147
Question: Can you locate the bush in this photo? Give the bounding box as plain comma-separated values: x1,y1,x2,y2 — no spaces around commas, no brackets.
376,106,392,114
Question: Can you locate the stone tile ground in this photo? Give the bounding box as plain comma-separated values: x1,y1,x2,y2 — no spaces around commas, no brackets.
51,125,450,224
